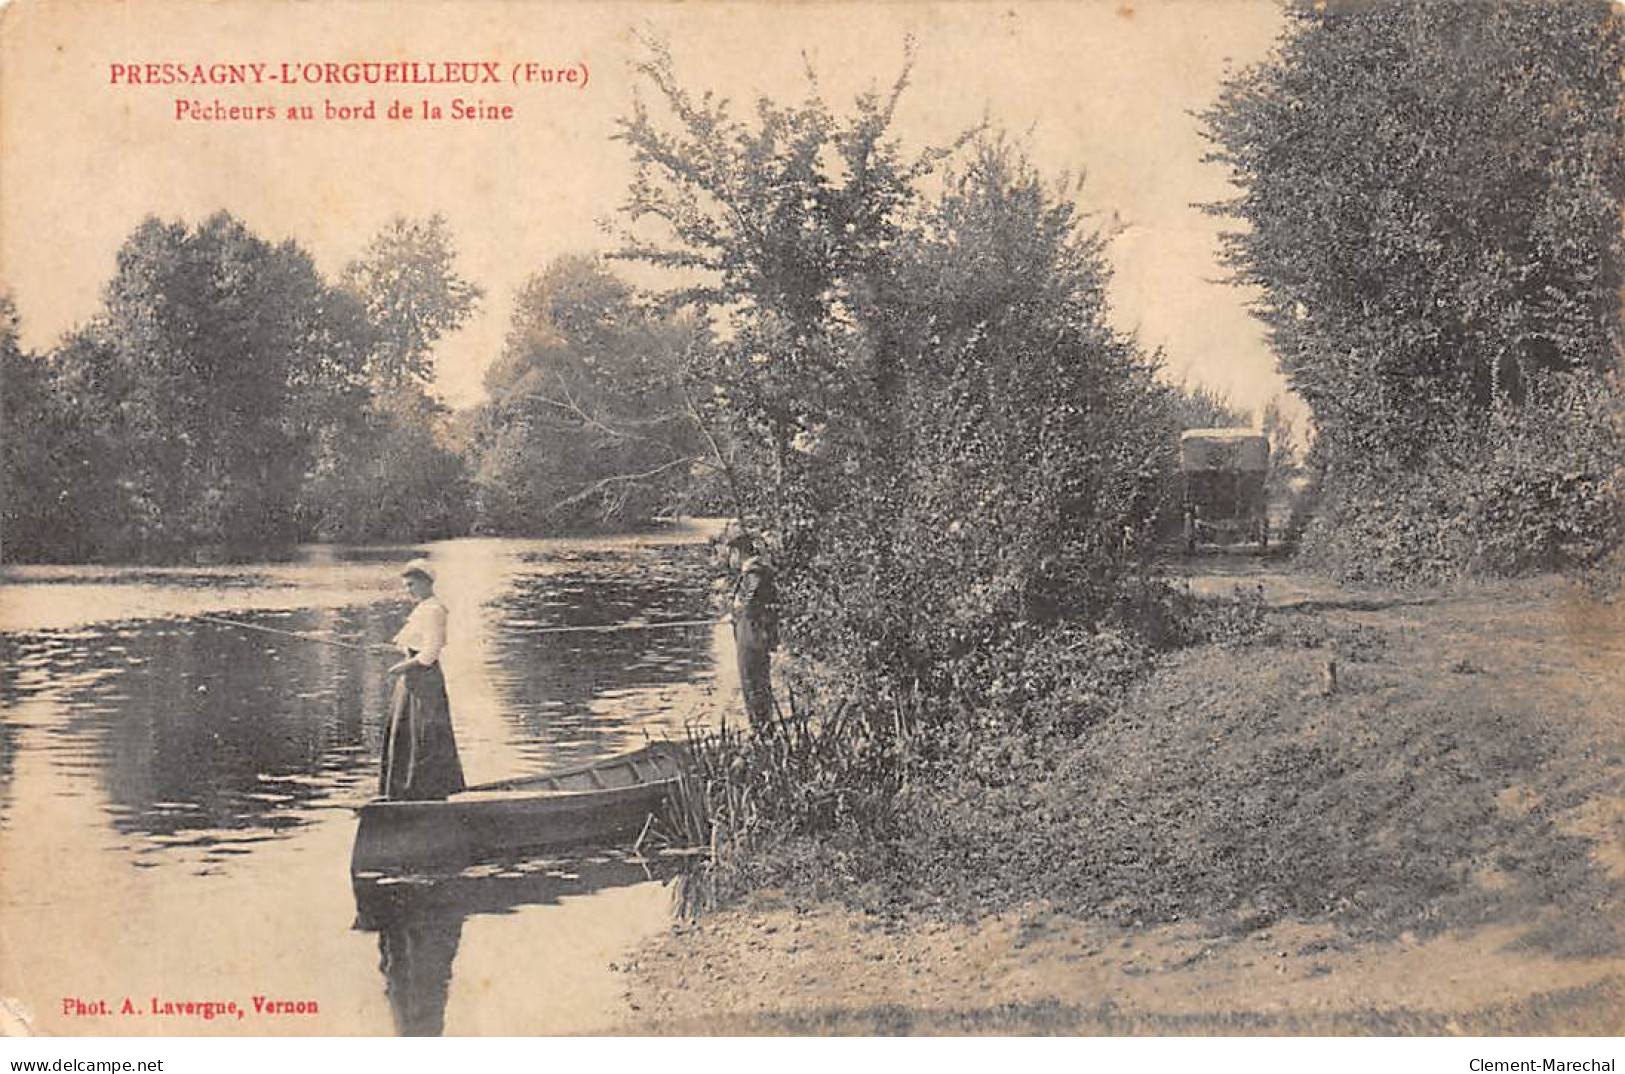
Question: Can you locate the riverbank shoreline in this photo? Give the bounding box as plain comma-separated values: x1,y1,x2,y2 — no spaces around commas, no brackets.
616,566,1625,1035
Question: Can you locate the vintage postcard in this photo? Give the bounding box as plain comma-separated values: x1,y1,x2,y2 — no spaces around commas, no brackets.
1,0,1620,1053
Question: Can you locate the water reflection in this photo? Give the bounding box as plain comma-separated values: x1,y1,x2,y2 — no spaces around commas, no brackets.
0,609,386,846
352,855,666,1036
0,538,719,845
464,540,720,768
0,529,720,1035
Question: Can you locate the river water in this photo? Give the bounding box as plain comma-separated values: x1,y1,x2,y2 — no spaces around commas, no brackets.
0,528,731,1036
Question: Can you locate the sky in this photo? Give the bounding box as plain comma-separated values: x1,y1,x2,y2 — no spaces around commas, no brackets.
0,0,1290,418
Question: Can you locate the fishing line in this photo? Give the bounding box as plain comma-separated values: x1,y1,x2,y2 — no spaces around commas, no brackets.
188,612,391,653
507,618,717,635
189,611,719,650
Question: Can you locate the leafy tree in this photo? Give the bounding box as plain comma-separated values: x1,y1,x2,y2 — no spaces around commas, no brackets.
468,254,705,533
1201,0,1624,579
300,215,483,542
617,46,1174,733
1,318,131,562
0,294,43,559
61,214,373,558
1163,380,1250,433
1259,394,1302,501
1,295,105,562
882,142,1177,662
342,215,483,391
6,214,484,562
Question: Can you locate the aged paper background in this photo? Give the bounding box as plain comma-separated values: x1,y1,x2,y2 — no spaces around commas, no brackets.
2,0,1619,1042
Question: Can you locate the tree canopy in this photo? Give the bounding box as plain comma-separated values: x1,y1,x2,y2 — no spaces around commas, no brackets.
61,214,373,556
617,45,1178,723
1201,0,1624,579
468,254,705,532
1,213,485,562
342,214,483,391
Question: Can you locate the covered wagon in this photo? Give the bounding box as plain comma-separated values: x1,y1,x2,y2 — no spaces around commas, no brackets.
1179,428,1269,551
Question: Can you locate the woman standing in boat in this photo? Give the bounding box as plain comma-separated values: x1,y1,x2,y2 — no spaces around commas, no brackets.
381,560,466,801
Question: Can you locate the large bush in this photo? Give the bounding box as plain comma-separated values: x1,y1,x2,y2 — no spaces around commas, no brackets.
1300,372,1623,583
618,50,1178,758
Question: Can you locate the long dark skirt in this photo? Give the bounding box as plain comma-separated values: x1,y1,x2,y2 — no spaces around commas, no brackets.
380,662,466,801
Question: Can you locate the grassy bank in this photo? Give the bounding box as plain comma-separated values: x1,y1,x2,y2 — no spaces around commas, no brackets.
625,567,1625,1033
882,580,1620,950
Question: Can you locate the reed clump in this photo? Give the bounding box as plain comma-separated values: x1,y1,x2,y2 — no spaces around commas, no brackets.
662,685,922,913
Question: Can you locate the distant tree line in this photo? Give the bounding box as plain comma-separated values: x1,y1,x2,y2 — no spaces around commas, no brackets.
2,214,476,562
1202,0,1624,582
0,218,716,563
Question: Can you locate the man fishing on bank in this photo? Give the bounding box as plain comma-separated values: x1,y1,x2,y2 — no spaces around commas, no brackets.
725,531,779,729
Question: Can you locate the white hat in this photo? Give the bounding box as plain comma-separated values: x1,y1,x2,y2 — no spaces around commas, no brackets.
402,558,435,584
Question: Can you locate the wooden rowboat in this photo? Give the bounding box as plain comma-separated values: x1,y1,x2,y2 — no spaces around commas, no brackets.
350,742,687,874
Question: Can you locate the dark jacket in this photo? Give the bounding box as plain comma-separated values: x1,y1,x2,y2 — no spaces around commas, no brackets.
731,557,779,651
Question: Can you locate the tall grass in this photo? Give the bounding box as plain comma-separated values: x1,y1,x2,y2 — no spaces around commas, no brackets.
660,689,916,913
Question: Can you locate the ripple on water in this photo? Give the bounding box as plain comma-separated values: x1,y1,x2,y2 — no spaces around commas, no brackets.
2,533,721,1034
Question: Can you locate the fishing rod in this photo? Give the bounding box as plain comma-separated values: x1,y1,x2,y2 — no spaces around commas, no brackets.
189,611,720,650
188,612,393,654
509,618,717,635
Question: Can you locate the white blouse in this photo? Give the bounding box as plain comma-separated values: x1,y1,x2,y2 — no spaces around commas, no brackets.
392,597,448,666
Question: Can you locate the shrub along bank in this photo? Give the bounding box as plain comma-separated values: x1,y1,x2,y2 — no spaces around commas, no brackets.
675,577,1620,958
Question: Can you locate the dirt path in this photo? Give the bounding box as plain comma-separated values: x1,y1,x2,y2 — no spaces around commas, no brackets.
615,566,1624,1035
615,901,1621,1034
